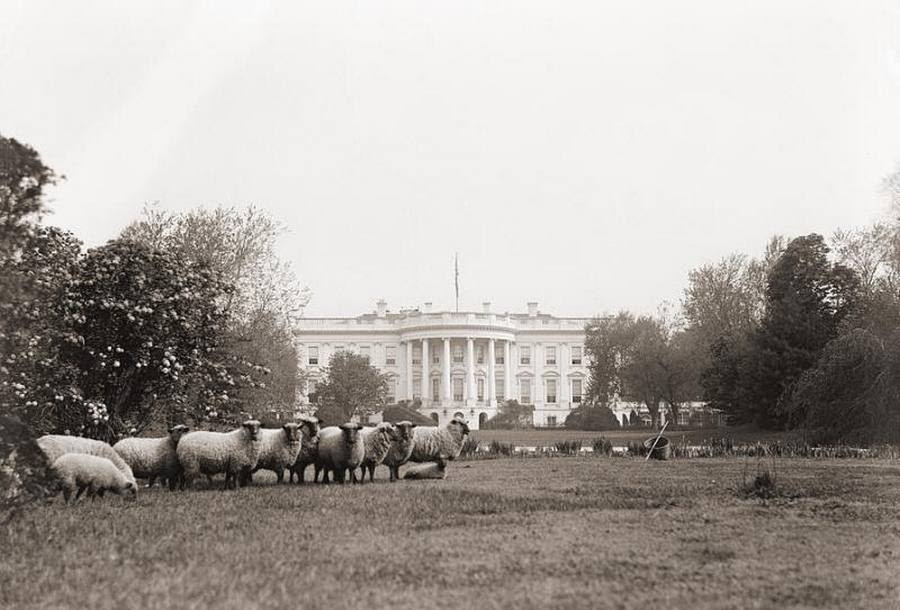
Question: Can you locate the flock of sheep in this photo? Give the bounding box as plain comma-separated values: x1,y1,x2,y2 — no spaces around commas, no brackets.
36,417,472,503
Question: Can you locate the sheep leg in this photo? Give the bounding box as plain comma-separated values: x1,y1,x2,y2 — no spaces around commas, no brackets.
275,467,284,484
367,464,375,483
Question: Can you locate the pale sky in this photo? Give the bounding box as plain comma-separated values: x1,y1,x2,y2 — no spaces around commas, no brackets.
3,1,900,318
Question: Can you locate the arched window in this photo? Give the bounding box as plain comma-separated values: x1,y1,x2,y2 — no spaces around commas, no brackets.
430,413,439,423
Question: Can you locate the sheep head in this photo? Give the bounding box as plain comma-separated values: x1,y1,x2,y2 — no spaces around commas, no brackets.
448,418,470,438
395,421,416,441
299,418,320,445
377,422,400,442
282,422,302,446
242,420,262,441
168,424,190,444
339,422,362,445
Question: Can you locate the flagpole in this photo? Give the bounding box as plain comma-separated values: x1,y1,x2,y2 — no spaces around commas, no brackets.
454,253,459,312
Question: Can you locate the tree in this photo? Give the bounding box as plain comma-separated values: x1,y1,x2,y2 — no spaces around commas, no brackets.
792,329,900,444
482,400,534,430
564,404,620,430
122,204,310,413
831,223,897,296
314,351,389,425
748,234,860,427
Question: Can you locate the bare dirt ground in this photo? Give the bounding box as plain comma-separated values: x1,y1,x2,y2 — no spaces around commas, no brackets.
2,456,898,609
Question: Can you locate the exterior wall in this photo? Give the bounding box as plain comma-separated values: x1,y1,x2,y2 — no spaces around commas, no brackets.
294,302,591,430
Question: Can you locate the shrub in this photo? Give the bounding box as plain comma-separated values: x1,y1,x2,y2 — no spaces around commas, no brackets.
564,405,620,431
591,437,613,457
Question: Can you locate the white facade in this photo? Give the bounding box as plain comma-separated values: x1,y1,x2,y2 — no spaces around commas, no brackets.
294,301,591,430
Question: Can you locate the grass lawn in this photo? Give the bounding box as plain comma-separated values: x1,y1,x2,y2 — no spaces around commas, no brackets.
2,456,899,609
473,424,793,447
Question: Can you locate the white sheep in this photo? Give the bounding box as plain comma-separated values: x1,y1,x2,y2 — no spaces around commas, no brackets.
314,423,364,484
381,421,418,482
250,423,303,484
176,420,262,490
357,422,400,483
37,434,136,485
112,424,190,490
408,418,470,467
288,416,321,484
51,453,139,504
402,461,447,480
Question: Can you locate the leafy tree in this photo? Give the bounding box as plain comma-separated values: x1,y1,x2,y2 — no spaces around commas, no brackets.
792,329,900,444
122,204,309,413
748,234,860,427
564,404,620,430
314,351,389,425
482,400,533,430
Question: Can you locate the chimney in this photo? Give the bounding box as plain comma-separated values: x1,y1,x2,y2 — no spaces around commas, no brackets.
376,299,387,317
527,301,538,317
423,302,433,313
482,301,491,313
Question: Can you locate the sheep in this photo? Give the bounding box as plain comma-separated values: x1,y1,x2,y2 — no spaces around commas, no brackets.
37,434,136,485
176,420,262,490
51,453,138,504
379,421,417,482
112,424,190,491
408,418,470,467
314,423,364,484
288,416,321,484
250,423,303,484
402,461,447,480
357,422,400,483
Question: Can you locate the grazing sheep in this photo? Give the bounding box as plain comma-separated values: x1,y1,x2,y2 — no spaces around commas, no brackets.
251,423,303,484
314,423,364,484
51,453,138,504
288,416,321,484
357,422,400,483
381,421,417,482
408,418,470,467
37,434,136,485
113,425,190,491
176,420,262,490
402,461,447,480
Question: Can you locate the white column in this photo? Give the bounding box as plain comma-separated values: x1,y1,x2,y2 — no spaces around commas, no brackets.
442,338,451,403
466,337,475,405
405,341,414,400
533,342,541,406
504,340,512,401
421,338,430,404
487,338,496,407
559,343,568,406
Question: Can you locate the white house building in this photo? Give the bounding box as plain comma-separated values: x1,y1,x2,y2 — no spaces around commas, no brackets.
294,301,592,430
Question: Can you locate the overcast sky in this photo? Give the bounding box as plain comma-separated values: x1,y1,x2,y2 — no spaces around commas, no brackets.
3,1,900,318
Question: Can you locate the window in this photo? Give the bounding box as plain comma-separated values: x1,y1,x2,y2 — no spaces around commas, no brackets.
679,410,689,426
545,346,556,366
519,346,531,365
360,345,370,361
519,379,531,404
496,352,504,365
432,379,440,401
412,347,421,365
386,378,396,403
547,416,557,427
430,413,439,423
453,344,464,364
477,378,484,401
307,380,318,404
307,346,318,366
546,379,557,403
572,379,583,403
432,351,440,365
571,346,582,365
385,346,397,365
477,346,484,364
453,378,464,401
413,379,421,399
495,378,505,401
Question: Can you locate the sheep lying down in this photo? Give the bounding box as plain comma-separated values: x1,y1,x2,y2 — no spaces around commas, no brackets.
403,462,447,480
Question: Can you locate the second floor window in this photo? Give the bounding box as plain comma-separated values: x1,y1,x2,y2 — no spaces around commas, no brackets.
519,346,531,365
307,346,318,366
571,346,582,365
545,347,556,366
360,346,370,361
477,346,484,364
412,347,421,365
453,344,464,364
385,346,397,365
